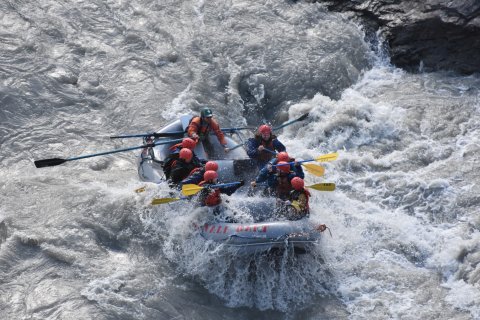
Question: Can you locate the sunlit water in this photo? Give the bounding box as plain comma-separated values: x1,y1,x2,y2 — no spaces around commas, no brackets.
1,1,479,319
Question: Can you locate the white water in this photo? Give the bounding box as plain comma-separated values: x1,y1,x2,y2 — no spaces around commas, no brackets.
1,0,479,319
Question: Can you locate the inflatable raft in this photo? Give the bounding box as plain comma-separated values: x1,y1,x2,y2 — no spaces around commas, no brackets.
197,219,322,254
137,115,254,183
141,115,325,254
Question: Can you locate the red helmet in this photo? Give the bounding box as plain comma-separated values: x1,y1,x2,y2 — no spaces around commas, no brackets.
204,170,218,182
179,148,193,161
291,177,304,190
258,124,272,135
277,161,290,173
277,152,289,162
181,138,196,150
205,161,219,172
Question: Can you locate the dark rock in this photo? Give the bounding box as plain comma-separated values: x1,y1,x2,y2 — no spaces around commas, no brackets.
317,0,480,74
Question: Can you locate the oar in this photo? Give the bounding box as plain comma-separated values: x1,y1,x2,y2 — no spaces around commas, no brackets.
272,112,309,131
110,131,185,139
34,138,183,168
272,152,339,166
228,113,310,151
182,182,242,196
111,127,255,139
301,163,325,176
151,197,188,205
306,183,336,191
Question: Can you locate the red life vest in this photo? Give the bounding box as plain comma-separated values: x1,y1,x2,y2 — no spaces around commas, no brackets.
198,181,221,206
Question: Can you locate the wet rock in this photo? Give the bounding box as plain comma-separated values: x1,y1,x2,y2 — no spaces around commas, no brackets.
317,0,480,74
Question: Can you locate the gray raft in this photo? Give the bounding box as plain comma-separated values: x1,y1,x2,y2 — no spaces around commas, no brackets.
140,115,323,253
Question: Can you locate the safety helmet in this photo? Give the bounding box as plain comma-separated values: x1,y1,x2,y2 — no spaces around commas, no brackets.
205,161,219,172
200,108,213,118
276,152,289,162
179,148,193,161
258,124,272,135
204,170,218,182
277,161,290,173
181,138,196,150
291,177,304,190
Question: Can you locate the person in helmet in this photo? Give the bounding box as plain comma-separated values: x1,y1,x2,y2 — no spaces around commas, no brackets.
284,177,311,220
187,108,228,155
168,148,202,186
162,138,201,180
197,170,244,209
180,160,219,186
264,151,304,177
245,124,286,169
250,161,299,200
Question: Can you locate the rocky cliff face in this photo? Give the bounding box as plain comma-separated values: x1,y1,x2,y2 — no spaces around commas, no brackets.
317,0,480,74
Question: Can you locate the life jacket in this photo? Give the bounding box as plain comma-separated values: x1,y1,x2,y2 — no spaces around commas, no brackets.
198,181,221,206
276,172,292,200
188,117,211,140
254,134,277,162
169,159,200,184
169,143,182,152
289,188,311,213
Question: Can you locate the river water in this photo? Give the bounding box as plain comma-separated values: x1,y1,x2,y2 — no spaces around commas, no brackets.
1,1,479,319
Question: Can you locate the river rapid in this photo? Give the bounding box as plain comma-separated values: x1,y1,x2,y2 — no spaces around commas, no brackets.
1,1,479,319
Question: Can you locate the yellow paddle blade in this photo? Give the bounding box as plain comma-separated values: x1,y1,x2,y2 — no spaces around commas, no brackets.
302,163,325,177
306,183,336,191
181,184,204,196
151,197,181,205
314,152,339,162
135,186,146,193
291,200,301,211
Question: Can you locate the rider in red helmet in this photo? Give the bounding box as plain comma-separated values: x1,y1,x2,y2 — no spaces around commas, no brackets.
285,177,311,220
245,124,286,169
251,161,300,200
163,138,200,180
197,170,244,209
168,148,202,185
180,160,219,186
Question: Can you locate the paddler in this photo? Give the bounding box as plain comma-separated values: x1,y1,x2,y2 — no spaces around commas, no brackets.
283,177,311,220
250,161,301,200
162,138,200,180
168,148,202,186
245,124,286,169
197,170,244,212
187,108,229,156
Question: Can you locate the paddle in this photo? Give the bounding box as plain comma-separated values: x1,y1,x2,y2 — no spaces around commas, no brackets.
110,127,255,139
272,112,309,131
110,132,184,139
34,138,183,168
151,197,188,205
306,183,336,191
301,163,325,176
182,182,242,196
272,152,339,166
228,113,310,151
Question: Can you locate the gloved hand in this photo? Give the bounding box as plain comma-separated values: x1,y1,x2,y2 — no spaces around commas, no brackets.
191,133,199,139
238,180,245,187
250,181,257,188
267,164,273,172
224,146,230,153
258,145,265,152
